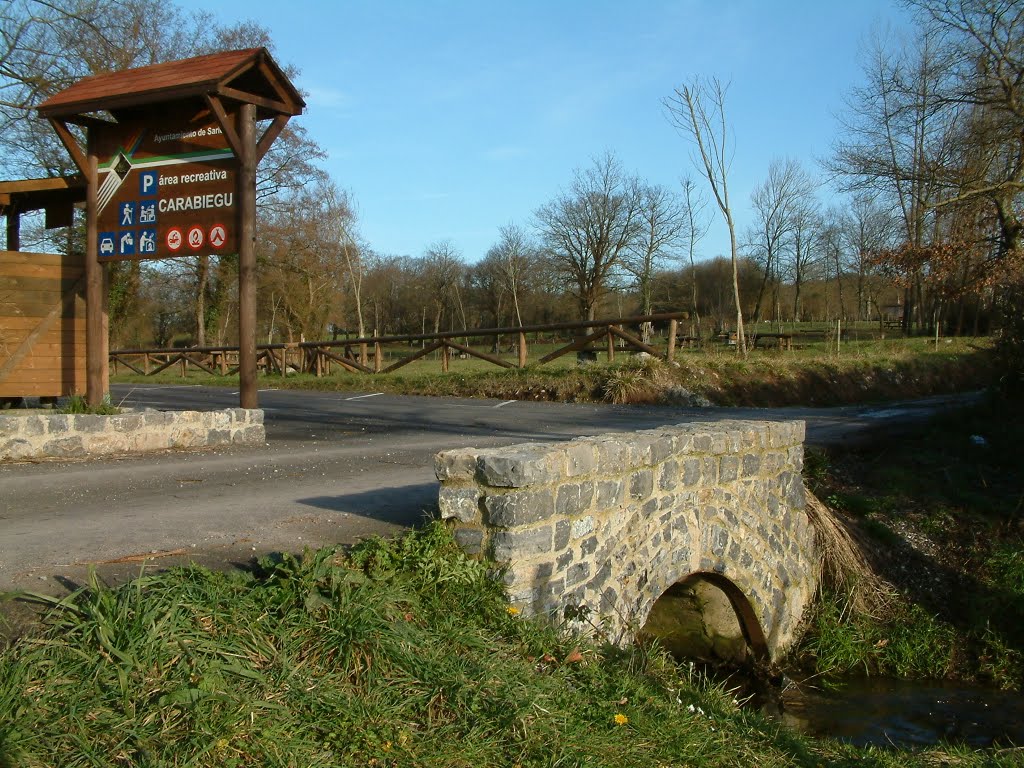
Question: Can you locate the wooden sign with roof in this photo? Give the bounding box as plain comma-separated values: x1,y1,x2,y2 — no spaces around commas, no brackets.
38,47,304,409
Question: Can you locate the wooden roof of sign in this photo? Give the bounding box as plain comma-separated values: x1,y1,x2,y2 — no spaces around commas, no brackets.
37,48,304,122
0,176,86,228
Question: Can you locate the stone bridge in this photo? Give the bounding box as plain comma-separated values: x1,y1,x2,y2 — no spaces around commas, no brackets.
435,420,819,662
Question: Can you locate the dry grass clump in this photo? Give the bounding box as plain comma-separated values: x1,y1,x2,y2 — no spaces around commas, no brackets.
601,354,668,404
805,491,894,617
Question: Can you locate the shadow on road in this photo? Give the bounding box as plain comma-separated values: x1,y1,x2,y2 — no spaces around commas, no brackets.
296,482,440,527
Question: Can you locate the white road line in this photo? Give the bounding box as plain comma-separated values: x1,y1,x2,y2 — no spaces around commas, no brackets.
494,400,517,409
344,392,384,401
126,385,202,390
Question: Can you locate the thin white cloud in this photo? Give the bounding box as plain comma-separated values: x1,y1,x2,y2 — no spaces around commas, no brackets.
304,83,348,109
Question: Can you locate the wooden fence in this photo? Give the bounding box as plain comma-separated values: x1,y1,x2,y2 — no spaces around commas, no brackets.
109,312,690,378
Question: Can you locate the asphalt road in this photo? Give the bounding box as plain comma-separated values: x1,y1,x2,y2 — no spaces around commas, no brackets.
0,384,975,599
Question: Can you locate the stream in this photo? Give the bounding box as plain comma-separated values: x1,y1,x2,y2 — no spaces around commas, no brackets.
775,677,1024,749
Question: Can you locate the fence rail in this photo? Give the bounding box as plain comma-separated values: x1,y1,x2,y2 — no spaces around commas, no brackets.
109,312,690,378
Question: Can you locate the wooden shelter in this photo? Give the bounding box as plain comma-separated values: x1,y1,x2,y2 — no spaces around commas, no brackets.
0,176,87,402
37,47,304,408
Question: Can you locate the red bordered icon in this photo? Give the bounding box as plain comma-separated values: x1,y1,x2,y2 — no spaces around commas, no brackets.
209,223,227,249
187,225,204,250
166,227,183,252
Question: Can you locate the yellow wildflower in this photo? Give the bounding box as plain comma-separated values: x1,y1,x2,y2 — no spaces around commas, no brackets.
506,606,520,615
613,713,629,725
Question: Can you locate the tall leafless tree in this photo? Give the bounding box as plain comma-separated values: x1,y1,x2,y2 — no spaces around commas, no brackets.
665,77,746,354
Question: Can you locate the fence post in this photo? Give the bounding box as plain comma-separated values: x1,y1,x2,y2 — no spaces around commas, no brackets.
607,327,616,362
518,331,527,368
441,343,449,372
667,319,678,362
374,341,382,373
144,353,150,375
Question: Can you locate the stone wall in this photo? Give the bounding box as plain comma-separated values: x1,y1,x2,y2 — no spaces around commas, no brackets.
0,408,265,462
435,419,818,661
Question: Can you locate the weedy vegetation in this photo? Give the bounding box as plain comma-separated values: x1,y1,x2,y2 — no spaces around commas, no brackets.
2,523,1015,767
797,399,1024,691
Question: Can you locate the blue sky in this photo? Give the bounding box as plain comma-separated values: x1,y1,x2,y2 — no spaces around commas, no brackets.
179,0,912,263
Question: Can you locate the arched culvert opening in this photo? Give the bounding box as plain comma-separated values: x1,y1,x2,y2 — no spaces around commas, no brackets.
638,572,769,664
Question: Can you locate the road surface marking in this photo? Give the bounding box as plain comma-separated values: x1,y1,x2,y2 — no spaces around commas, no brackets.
494,400,517,408
345,393,384,401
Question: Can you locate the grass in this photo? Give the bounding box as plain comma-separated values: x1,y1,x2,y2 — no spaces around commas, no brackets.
2,524,1015,767
798,397,1024,691
111,335,995,408
58,395,120,415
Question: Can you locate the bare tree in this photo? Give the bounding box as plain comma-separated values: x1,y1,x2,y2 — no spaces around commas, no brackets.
839,194,901,321
680,177,711,338
665,77,746,354
257,179,355,342
746,158,817,323
535,151,644,321
422,240,465,334
829,26,955,329
907,0,1024,258
785,200,823,323
487,223,537,327
624,184,686,341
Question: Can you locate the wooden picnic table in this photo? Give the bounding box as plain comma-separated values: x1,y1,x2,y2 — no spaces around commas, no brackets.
752,332,794,350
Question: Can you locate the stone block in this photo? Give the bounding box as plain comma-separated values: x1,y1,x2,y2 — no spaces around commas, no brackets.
596,479,624,509
648,433,674,464
571,515,595,539
565,441,597,477
557,482,593,518
142,410,173,428
719,456,739,482
435,449,479,482
692,433,714,453
490,525,553,562
18,416,47,438
554,519,571,551
207,429,231,444
478,444,557,488
42,435,85,458
485,489,555,527
593,436,628,468
659,459,679,491
235,425,266,445
566,561,591,587
629,469,654,500
741,453,761,477
453,527,485,556
556,550,574,571
439,486,482,523
0,438,32,460
682,457,701,486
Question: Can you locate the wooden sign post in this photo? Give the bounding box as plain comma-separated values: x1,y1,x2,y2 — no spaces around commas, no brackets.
38,48,304,408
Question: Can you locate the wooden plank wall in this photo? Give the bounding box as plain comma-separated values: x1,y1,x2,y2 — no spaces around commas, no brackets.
0,250,86,397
